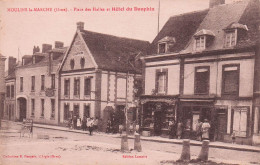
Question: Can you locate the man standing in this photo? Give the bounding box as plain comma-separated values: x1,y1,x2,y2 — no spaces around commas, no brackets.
201,119,210,140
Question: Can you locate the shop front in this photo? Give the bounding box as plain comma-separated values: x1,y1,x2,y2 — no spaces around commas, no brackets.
178,95,216,140
139,95,178,137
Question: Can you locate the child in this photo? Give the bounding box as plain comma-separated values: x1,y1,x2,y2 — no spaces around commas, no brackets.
231,132,236,144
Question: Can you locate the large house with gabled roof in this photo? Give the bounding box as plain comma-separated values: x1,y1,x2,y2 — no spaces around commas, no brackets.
141,0,260,145
58,22,149,131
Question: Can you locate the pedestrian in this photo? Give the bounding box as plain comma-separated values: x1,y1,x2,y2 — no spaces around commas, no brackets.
81,116,87,131
89,118,94,135
231,132,236,144
77,117,81,130
176,122,183,139
201,119,211,140
169,119,176,139
73,115,77,129
67,118,72,129
196,119,203,141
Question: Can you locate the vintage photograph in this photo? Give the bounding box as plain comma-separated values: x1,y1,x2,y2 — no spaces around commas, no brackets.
0,0,259,164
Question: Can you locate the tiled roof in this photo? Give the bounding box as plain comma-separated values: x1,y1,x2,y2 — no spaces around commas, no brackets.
147,9,209,55
80,30,150,73
18,47,67,69
183,0,258,53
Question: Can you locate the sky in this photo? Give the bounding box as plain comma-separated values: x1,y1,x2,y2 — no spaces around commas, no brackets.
0,0,235,69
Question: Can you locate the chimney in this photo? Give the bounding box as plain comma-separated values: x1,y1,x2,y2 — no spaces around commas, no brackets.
55,41,64,48
42,44,52,53
33,46,40,54
209,0,225,8
77,22,84,31
8,56,16,75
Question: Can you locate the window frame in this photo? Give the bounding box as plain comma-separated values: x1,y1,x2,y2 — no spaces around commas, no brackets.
155,69,168,95
20,77,23,92
41,75,45,91
41,99,45,117
11,85,14,98
222,64,240,97
64,103,70,120
70,59,75,70
158,42,167,54
74,78,80,96
64,79,70,96
6,85,10,98
194,66,210,95
224,29,237,48
84,77,91,96
194,35,206,50
51,99,55,119
80,57,85,69
51,74,55,89
31,76,35,92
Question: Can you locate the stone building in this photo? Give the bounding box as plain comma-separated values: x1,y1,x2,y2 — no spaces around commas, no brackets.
141,0,260,145
15,42,67,124
59,22,149,130
0,53,6,120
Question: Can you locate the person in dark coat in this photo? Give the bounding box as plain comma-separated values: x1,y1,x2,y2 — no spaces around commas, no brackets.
81,116,87,131
73,116,77,129
169,119,176,139
88,118,94,135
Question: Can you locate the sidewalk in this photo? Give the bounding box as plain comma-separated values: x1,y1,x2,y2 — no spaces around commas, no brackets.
2,120,260,153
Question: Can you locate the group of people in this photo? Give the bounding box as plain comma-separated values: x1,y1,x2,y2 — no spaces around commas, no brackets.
168,119,211,141
68,116,99,135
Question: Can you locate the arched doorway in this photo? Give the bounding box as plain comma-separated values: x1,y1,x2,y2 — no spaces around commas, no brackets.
17,97,27,121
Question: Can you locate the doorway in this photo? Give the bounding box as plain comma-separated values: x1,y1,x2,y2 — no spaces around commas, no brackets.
216,110,227,141
18,98,27,121
154,111,162,135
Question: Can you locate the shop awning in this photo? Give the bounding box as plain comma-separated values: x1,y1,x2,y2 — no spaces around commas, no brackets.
140,95,178,105
179,95,216,102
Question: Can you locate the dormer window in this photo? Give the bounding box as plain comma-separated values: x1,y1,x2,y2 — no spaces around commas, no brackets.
195,36,206,50
224,22,248,48
158,43,166,54
194,29,215,51
157,36,176,54
224,30,236,47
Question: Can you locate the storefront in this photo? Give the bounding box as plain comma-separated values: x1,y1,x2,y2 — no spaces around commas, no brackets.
178,95,216,140
139,95,178,137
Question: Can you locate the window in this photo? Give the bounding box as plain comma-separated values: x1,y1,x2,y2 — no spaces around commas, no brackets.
74,78,80,96
64,104,70,120
41,99,45,117
73,104,79,117
158,43,166,54
222,65,239,96
20,77,23,92
41,75,45,91
194,67,210,94
31,76,35,91
70,59,75,69
51,99,55,118
80,57,85,69
84,104,90,117
51,74,55,89
11,85,14,98
195,36,205,50
6,85,10,98
155,69,168,94
31,99,35,116
232,106,249,137
224,30,236,47
64,79,70,96
84,78,91,96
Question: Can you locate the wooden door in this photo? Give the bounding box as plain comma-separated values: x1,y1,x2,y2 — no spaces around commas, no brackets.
216,114,227,141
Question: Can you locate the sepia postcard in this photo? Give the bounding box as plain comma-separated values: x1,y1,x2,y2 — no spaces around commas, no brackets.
0,0,259,164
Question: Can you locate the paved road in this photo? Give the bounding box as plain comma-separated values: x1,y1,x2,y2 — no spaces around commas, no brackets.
1,121,260,165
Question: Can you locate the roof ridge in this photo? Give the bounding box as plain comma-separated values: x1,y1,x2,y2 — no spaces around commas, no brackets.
81,30,150,43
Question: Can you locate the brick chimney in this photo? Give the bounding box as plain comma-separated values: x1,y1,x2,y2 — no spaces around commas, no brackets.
209,0,225,8
33,46,40,54
8,56,16,75
77,22,84,31
55,41,64,48
42,44,52,53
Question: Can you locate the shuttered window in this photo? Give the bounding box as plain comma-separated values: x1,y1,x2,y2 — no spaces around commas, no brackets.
232,106,249,137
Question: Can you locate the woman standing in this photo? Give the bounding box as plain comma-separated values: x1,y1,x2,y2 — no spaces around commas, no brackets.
201,119,211,140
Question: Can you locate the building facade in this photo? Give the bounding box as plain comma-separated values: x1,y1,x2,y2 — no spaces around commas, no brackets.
59,22,149,131
15,42,66,125
141,0,260,145
0,53,6,120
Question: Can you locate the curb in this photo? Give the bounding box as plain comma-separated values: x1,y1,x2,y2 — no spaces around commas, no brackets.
2,120,260,153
